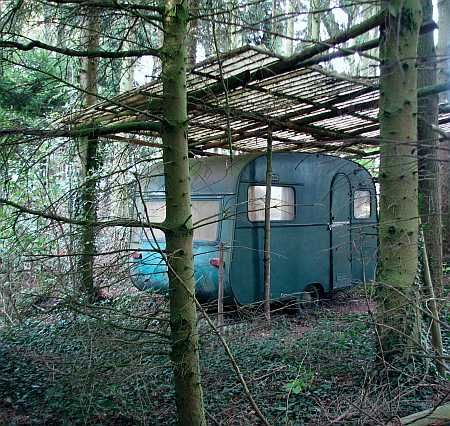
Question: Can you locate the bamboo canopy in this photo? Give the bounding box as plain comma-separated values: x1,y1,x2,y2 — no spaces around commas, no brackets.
67,44,450,156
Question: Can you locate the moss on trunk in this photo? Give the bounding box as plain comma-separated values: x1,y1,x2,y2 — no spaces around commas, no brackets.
376,0,423,364
161,0,206,424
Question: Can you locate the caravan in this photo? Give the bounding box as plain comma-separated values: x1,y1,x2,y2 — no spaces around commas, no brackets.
130,153,378,304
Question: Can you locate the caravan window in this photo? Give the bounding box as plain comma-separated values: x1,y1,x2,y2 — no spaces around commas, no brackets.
191,200,221,241
143,199,220,242
143,200,166,241
354,190,371,219
248,186,295,222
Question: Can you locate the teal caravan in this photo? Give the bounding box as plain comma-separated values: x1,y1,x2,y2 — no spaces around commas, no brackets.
130,153,378,304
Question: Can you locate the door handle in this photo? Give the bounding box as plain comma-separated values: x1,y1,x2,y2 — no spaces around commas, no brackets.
329,221,350,230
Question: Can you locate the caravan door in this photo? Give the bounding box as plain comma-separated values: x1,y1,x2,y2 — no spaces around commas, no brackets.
330,174,352,289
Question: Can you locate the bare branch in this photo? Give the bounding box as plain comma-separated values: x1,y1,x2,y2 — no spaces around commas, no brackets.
0,197,166,230
42,0,163,13
0,120,161,138
0,39,160,58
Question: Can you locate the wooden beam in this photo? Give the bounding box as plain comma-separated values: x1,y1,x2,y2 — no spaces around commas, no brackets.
190,101,375,144
188,11,386,101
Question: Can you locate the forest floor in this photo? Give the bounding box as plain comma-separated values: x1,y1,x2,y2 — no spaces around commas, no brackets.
0,287,448,425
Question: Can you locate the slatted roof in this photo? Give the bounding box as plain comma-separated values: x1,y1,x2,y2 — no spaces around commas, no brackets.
67,45,450,155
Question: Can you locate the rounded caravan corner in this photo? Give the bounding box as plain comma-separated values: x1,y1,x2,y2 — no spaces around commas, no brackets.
229,152,378,305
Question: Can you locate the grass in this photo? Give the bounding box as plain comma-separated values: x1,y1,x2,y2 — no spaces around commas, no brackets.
0,289,448,425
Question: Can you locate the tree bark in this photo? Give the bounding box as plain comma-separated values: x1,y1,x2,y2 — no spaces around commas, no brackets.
417,0,445,372
308,0,321,42
376,0,423,364
271,0,282,54
418,0,443,297
78,6,100,301
161,0,206,424
437,0,450,260
417,0,443,300
187,0,198,67
437,0,450,104
285,0,295,56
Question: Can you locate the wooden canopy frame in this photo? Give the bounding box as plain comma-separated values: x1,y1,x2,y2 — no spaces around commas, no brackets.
67,25,450,156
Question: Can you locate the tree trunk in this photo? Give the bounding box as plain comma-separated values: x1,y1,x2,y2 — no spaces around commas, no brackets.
188,0,198,67
285,0,295,56
161,0,206,424
263,131,272,323
308,0,320,42
376,0,423,364
437,0,450,104
418,0,443,300
271,0,283,54
78,7,100,301
437,0,450,260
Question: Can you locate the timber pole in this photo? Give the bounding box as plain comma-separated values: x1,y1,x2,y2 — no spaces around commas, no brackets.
421,231,446,374
217,242,225,334
263,128,272,323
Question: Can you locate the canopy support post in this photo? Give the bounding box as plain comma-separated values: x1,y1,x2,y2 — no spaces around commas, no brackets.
264,127,273,324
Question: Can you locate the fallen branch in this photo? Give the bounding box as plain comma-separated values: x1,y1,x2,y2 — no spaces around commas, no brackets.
398,402,450,425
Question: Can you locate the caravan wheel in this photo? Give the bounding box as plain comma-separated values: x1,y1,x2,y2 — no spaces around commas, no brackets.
301,284,322,307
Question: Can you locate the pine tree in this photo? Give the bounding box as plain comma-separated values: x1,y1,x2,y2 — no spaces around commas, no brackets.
78,6,101,301
161,0,206,423
418,0,443,299
437,0,450,259
376,0,423,364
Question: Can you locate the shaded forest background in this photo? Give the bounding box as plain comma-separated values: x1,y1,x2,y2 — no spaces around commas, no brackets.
0,0,449,425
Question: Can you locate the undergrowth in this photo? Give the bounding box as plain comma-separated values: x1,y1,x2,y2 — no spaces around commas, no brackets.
0,290,448,425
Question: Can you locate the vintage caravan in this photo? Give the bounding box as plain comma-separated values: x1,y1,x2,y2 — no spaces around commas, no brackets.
130,153,378,304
